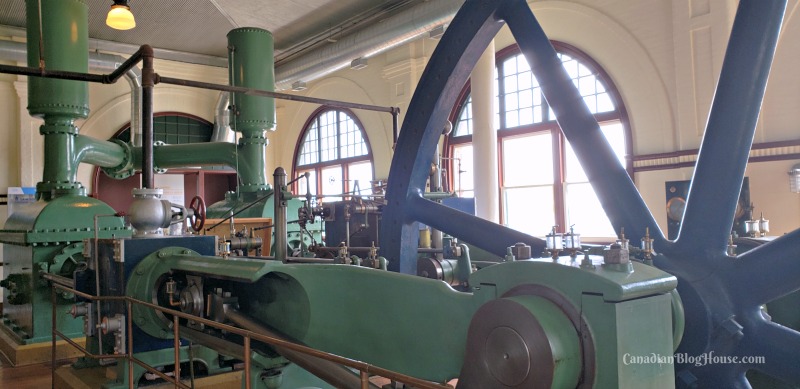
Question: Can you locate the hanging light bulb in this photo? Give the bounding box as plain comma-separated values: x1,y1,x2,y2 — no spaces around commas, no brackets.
106,1,136,30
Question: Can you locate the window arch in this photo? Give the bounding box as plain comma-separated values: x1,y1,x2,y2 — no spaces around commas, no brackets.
293,107,374,201
446,42,631,239
114,113,213,144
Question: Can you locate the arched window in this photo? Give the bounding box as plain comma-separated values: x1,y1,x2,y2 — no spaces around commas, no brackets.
446,43,631,239
114,114,214,144
293,107,374,201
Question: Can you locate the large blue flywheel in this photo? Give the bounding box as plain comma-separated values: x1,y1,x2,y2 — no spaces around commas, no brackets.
381,0,800,387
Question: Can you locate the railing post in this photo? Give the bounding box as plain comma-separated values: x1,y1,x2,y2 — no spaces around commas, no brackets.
127,300,134,389
51,287,57,389
361,370,370,389
244,336,251,389
173,316,180,388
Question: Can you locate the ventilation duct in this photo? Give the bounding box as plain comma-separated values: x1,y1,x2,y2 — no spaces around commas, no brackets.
210,92,234,143
274,0,464,90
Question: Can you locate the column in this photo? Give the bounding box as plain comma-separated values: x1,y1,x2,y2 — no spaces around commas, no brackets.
471,41,499,223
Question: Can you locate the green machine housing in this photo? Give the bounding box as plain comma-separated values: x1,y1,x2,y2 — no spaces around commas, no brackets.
127,248,679,388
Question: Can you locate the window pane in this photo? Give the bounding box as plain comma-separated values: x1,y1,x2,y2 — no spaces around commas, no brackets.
505,93,519,111
296,170,317,197
597,92,614,112
499,54,546,130
579,76,596,96
320,165,343,202
503,133,553,187
339,112,368,158
298,122,319,166
503,56,517,75
348,162,373,196
453,144,474,196
519,107,533,126
504,186,555,236
565,182,615,237
549,53,617,121
565,121,626,183
319,111,338,162
454,96,473,137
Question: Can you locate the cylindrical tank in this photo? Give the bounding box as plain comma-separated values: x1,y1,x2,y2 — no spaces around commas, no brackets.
26,0,89,119
227,27,276,132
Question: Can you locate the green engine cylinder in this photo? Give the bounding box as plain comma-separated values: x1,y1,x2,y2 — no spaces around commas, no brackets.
225,27,275,193
25,0,89,119
227,27,276,132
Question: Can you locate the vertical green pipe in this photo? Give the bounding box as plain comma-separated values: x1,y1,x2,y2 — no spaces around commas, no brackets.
227,28,275,193
26,0,90,199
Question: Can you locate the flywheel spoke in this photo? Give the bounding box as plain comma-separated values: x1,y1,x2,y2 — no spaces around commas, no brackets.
728,228,800,305
676,0,785,252
500,1,663,246
408,195,545,257
381,0,510,272
742,321,800,384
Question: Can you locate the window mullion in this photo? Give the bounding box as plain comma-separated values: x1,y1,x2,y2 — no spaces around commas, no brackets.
497,65,506,130
315,116,323,165
497,136,505,226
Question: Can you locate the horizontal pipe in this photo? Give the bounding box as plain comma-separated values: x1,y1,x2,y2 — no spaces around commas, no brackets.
130,142,238,170
0,63,106,82
157,75,396,114
41,273,75,288
311,246,381,252
283,257,337,264
0,40,144,147
0,46,149,85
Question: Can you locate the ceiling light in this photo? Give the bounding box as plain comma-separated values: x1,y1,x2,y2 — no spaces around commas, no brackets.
350,57,368,70
106,1,136,31
429,25,446,39
291,81,307,91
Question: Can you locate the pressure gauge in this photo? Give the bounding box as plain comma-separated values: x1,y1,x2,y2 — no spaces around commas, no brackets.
666,197,686,221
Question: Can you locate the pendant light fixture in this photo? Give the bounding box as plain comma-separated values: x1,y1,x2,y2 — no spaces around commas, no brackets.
106,0,136,30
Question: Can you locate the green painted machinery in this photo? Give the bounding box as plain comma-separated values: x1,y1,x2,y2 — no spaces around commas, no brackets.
203,27,313,253
0,0,130,345
0,197,129,343
125,245,679,388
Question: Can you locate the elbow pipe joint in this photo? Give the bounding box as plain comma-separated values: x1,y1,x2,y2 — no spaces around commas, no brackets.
100,139,136,179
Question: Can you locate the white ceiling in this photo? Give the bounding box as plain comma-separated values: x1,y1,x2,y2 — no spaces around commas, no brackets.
0,0,419,63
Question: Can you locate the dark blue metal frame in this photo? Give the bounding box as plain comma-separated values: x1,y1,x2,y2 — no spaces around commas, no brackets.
381,0,800,387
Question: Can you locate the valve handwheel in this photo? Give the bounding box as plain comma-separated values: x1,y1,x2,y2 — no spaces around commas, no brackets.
188,195,206,232
380,0,799,387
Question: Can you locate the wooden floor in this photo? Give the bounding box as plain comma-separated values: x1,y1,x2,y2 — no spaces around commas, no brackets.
0,354,74,389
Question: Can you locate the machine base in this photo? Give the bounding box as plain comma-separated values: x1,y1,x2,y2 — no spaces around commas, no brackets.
0,327,85,366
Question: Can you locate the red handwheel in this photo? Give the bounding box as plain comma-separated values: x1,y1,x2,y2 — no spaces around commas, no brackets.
188,196,206,232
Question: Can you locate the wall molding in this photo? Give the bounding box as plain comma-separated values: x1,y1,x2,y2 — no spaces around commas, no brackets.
633,139,800,172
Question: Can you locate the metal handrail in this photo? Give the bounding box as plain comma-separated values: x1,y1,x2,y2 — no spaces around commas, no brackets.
49,281,453,389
